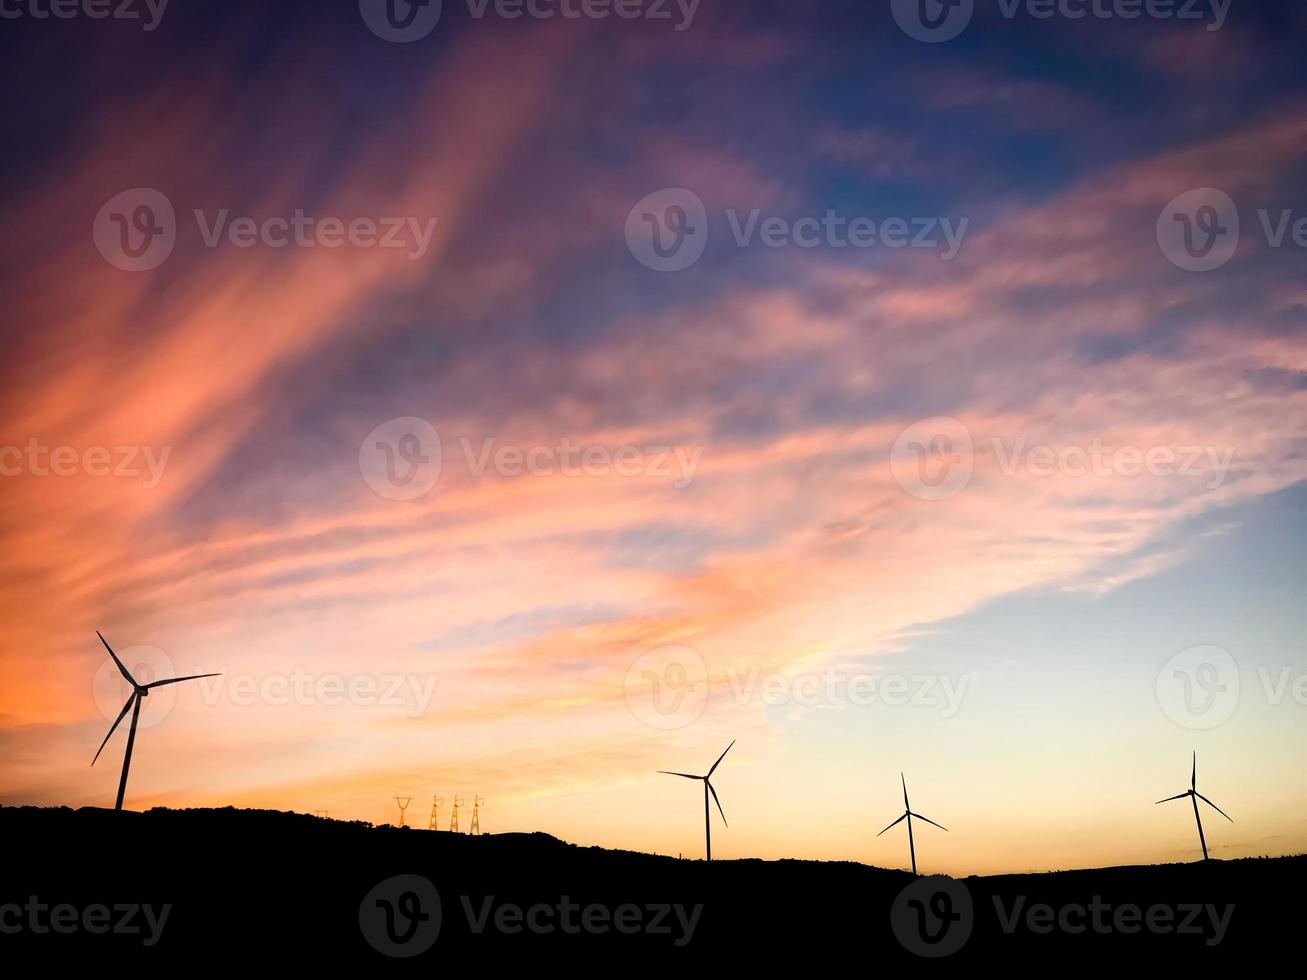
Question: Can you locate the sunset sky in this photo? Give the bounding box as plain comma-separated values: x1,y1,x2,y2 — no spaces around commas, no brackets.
1,1,1304,875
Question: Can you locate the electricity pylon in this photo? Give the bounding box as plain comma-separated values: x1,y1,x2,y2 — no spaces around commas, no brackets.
395,796,412,827
470,795,485,835
449,795,464,833
428,795,443,831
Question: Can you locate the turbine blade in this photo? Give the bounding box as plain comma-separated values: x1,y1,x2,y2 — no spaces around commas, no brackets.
707,740,735,778
144,672,221,690
1155,792,1189,804
877,812,908,837
1191,750,1197,791
707,780,727,828
901,772,909,809
92,694,136,766
97,631,137,688
912,812,949,832
657,771,703,780
1196,793,1233,822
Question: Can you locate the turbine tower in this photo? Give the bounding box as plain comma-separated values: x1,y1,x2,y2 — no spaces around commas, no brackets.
449,795,464,833
395,796,412,827
91,632,221,812
877,773,948,876
658,740,734,862
428,795,443,831
1156,751,1232,861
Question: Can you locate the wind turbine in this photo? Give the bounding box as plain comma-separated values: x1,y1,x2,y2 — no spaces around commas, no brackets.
1155,751,1232,861
659,740,734,861
877,773,948,876
91,631,220,812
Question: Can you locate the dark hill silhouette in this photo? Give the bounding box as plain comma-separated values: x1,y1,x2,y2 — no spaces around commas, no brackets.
1,805,1297,965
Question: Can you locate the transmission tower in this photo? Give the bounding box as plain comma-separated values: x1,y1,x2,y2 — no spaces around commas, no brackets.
428,795,444,831
395,796,413,827
470,795,485,835
313,810,329,819
449,795,464,833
